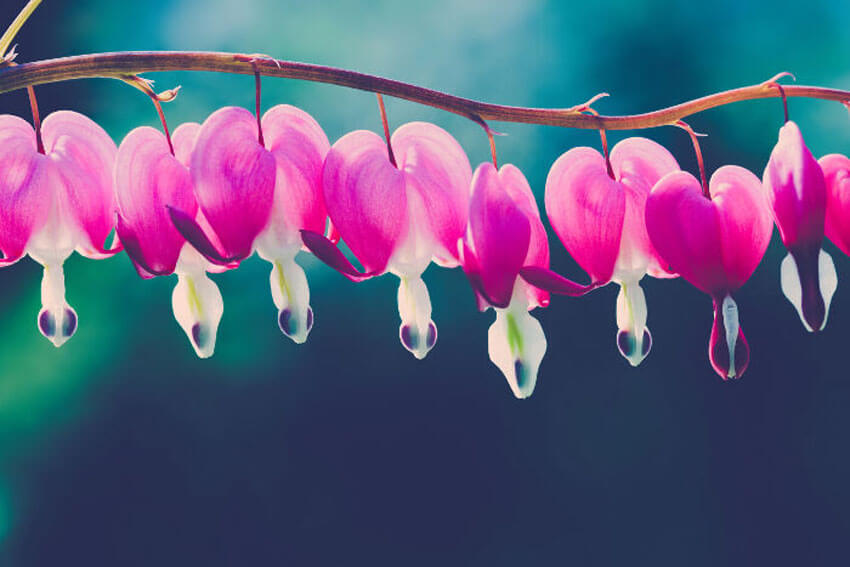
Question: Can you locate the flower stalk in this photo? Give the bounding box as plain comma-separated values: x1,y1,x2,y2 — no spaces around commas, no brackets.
0,52,848,131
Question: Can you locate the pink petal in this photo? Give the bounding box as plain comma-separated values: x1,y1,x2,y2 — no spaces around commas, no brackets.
300,229,375,282
115,126,197,276
498,164,550,308
392,122,472,266
545,147,624,284
710,166,773,290
0,116,51,264
190,106,276,261
822,153,850,256
762,120,826,250
646,168,771,295
322,130,406,274
610,137,681,278
519,266,599,296
171,122,201,167
41,111,119,258
645,171,726,294
463,163,530,308
262,105,331,236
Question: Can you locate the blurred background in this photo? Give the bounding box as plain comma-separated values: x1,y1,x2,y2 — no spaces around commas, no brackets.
0,0,849,565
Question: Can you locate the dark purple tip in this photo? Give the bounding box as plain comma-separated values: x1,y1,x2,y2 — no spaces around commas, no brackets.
62,308,77,338
191,323,210,350
167,206,241,266
38,309,55,338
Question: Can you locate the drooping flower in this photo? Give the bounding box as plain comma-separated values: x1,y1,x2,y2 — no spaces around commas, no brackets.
646,166,773,379
459,162,550,398
115,123,226,357
821,153,850,256
168,105,331,344
542,138,680,366
302,122,471,359
762,121,837,332
0,111,120,346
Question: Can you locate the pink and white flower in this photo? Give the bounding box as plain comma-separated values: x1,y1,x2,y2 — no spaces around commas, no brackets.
542,138,680,366
460,163,549,398
0,111,120,346
303,122,471,359
646,166,773,379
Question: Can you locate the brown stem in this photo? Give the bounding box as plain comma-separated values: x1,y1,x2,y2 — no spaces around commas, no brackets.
0,52,847,130
586,107,614,179
376,93,396,167
254,67,264,148
487,128,498,169
677,121,709,199
25,84,43,153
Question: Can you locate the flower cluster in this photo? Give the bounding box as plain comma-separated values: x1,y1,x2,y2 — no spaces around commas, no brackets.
0,97,848,398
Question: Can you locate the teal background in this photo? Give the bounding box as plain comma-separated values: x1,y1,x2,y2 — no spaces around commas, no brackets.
0,0,849,565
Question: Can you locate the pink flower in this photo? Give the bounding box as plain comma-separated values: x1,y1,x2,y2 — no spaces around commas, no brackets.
821,153,850,256
460,163,549,398
762,121,837,332
168,105,331,345
303,122,471,359
0,111,119,346
646,166,773,379
115,123,225,358
542,137,680,366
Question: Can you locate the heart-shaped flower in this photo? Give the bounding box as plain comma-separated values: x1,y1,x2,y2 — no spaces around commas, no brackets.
646,166,773,379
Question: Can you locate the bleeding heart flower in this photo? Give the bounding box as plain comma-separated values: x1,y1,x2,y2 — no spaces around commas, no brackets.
542,137,680,366
116,123,226,358
821,153,850,257
168,105,331,345
460,162,549,399
0,111,120,346
302,122,471,359
646,166,773,379
762,121,837,332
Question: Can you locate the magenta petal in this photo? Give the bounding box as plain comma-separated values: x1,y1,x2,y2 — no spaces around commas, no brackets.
822,153,850,256
710,166,773,289
171,122,201,168
763,121,826,250
263,105,331,235
167,206,238,265
519,266,598,296
115,126,197,276
323,130,406,274
300,229,375,282
646,171,726,294
392,122,472,266
546,147,624,283
41,111,119,258
0,116,50,264
465,163,531,308
191,106,276,260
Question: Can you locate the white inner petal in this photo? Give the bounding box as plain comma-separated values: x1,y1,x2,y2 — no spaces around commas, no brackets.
819,249,838,330
615,278,651,366
269,255,313,344
397,275,436,360
172,258,223,359
487,282,547,399
721,294,740,379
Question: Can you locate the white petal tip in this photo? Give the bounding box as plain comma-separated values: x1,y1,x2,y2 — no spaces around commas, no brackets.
616,328,652,367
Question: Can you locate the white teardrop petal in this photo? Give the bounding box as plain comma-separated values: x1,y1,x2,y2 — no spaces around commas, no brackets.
37,262,77,347
818,249,837,330
172,270,223,358
721,294,740,379
270,257,313,344
397,276,437,360
614,279,652,366
487,292,547,399
779,252,810,331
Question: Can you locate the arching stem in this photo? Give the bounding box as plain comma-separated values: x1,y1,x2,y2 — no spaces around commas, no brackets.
586,107,614,179
254,66,264,148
